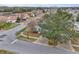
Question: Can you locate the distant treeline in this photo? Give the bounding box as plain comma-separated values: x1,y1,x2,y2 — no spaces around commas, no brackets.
0,7,46,13
0,6,79,13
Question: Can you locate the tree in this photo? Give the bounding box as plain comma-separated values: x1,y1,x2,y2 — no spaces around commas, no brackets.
39,9,75,46
43,14,50,19
16,17,20,23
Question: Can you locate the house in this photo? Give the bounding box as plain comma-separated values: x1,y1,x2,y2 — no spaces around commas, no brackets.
0,12,31,23
23,13,30,19
0,16,8,22
35,10,43,15
6,15,17,23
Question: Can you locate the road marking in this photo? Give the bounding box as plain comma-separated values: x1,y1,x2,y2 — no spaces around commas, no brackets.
11,39,18,44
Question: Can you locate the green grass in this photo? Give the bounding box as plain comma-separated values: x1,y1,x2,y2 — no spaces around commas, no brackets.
3,23,18,30
0,22,18,30
0,49,16,54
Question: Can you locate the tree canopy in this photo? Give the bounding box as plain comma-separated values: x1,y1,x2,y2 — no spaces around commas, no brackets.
39,9,75,45
16,17,20,23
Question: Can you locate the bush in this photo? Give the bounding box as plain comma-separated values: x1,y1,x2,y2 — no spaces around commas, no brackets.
48,39,58,46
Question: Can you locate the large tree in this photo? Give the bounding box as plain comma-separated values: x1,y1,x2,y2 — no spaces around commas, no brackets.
39,9,75,47
16,17,20,23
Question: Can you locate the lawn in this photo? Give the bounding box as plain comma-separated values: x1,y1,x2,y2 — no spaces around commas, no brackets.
0,49,16,54
0,22,18,30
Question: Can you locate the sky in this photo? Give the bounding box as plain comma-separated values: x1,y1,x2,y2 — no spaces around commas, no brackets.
0,0,79,4
0,0,79,7
0,4,79,7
